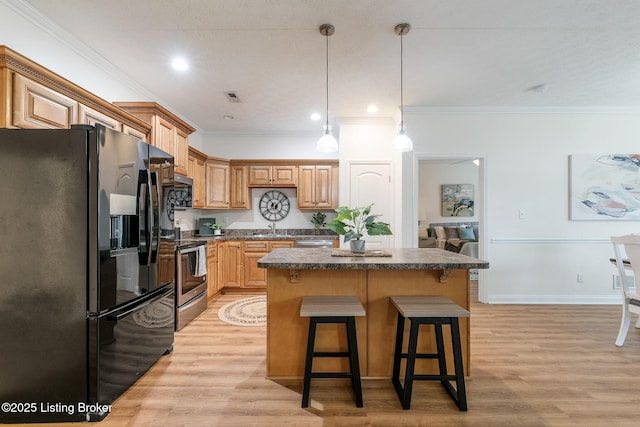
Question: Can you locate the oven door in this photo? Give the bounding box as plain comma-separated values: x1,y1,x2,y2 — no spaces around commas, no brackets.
176,244,207,306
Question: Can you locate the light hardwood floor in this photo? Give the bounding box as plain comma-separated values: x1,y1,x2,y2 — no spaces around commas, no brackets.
50,293,640,427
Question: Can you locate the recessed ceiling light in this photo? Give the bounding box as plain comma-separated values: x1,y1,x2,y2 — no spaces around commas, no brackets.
223,115,234,120
310,112,321,121
367,104,379,113
171,57,189,71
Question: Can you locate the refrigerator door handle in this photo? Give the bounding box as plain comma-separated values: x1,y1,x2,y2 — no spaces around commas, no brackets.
150,170,160,263
106,286,172,321
138,169,152,266
145,168,153,266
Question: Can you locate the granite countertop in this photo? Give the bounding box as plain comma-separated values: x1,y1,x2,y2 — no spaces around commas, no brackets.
257,248,489,270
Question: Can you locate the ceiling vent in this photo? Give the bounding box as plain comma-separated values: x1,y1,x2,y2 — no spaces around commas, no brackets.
224,91,241,103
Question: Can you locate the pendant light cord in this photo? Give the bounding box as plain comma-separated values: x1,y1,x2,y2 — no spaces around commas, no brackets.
325,32,330,129
399,31,404,131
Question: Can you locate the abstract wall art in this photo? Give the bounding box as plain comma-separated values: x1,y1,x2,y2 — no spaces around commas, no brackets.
570,154,640,220
441,184,474,217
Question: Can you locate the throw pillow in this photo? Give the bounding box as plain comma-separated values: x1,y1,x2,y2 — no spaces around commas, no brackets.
458,227,475,240
444,227,459,239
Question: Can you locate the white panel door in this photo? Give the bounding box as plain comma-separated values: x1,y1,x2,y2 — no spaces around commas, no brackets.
348,162,393,249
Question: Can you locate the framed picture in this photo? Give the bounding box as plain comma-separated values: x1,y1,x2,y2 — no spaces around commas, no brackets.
441,184,474,217
570,154,640,220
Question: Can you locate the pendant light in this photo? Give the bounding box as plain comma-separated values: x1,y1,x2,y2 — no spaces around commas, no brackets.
393,23,413,152
317,24,339,153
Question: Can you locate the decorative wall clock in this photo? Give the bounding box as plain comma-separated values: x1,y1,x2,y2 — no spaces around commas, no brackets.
259,190,290,221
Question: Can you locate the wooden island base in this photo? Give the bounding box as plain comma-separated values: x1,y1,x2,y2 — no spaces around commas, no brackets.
266,268,470,379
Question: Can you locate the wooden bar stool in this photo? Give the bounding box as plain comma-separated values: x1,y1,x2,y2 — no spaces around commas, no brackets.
390,296,469,411
300,296,366,408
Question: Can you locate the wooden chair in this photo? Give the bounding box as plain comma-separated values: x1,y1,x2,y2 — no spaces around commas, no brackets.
299,296,366,408
611,235,640,346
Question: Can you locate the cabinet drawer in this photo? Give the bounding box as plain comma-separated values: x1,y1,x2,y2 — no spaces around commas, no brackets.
243,241,269,252
270,241,294,250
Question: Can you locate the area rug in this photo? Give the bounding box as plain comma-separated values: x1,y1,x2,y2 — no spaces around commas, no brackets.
217,296,266,327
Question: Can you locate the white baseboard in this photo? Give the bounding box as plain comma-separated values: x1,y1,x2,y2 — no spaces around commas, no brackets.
484,294,622,304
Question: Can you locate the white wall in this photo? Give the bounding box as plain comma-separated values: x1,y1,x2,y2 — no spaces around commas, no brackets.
203,132,336,160
404,109,640,304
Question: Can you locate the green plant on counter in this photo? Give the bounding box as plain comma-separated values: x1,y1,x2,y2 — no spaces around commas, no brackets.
326,204,392,243
310,212,327,234
209,223,223,230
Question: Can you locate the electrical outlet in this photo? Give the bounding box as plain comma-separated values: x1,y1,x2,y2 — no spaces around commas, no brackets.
577,273,584,283
614,273,636,290
518,209,526,219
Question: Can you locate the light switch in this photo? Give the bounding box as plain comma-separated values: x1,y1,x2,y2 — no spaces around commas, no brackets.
519,209,526,219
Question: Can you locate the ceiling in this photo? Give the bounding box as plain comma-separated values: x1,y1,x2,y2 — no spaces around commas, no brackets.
18,0,640,135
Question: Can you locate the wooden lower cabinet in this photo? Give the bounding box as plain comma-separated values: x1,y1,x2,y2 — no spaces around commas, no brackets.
207,242,218,299
221,241,242,288
213,240,295,292
157,240,176,288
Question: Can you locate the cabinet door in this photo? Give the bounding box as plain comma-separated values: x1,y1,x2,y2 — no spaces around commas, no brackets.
221,242,242,288
248,165,272,186
243,252,268,288
194,157,206,208
122,124,148,142
153,115,176,154
271,165,297,186
78,104,121,131
174,128,189,176
314,165,335,208
205,161,230,208
207,243,218,298
297,165,316,208
230,165,251,209
298,164,338,209
12,74,78,129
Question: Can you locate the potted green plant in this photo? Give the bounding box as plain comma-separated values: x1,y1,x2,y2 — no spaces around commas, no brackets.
310,212,327,235
326,204,392,253
209,223,223,235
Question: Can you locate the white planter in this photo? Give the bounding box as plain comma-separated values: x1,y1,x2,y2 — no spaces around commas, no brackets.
350,240,365,253
213,229,221,235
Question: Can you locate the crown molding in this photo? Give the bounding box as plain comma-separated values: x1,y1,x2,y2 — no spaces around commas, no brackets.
404,105,640,114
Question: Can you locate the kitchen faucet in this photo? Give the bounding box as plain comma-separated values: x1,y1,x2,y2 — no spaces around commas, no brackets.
269,222,277,235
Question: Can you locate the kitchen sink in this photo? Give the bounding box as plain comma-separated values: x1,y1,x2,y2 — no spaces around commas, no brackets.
252,233,289,237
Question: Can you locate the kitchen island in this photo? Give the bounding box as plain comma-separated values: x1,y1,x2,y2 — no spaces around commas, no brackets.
258,248,489,379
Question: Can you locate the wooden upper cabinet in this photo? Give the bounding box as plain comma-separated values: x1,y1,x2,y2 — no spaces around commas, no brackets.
248,165,297,187
154,115,175,155
205,159,230,209
188,148,207,209
12,74,78,129
78,104,121,130
230,165,251,209
114,102,195,176
298,163,339,209
175,129,189,177
122,124,147,141
1,46,150,136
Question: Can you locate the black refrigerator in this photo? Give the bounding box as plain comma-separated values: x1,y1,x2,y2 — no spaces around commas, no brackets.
0,125,176,423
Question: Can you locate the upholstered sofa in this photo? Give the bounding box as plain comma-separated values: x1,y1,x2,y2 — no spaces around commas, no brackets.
430,222,479,254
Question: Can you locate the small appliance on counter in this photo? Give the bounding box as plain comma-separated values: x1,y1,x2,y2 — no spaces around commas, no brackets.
197,218,217,236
